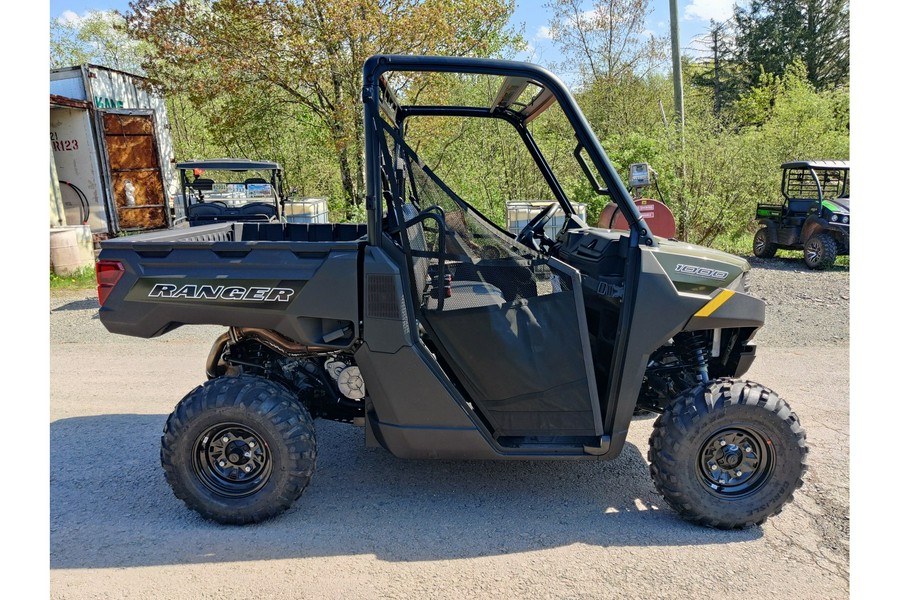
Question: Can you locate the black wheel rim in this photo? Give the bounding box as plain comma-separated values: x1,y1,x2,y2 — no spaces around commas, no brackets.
192,422,272,498
696,427,774,498
754,232,766,254
806,239,823,266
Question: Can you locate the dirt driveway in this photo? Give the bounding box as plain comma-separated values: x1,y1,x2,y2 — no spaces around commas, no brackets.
49,259,849,599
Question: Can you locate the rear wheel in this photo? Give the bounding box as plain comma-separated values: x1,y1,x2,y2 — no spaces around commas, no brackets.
804,233,837,269
161,375,316,524
752,227,777,258
648,378,807,529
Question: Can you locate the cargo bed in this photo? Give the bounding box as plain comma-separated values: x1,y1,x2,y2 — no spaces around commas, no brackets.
97,222,367,344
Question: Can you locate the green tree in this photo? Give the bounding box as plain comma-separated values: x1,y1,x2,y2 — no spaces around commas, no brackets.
126,0,520,214
166,90,346,211
544,0,667,82
799,0,850,90
689,20,742,115
50,10,148,72
734,0,848,91
542,0,667,141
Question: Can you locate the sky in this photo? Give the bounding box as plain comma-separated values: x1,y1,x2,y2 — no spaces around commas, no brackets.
49,0,738,74
511,0,733,63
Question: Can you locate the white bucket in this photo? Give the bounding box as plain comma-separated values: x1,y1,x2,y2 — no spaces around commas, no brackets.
50,226,94,276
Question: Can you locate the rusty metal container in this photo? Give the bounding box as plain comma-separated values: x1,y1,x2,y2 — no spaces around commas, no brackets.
597,197,678,240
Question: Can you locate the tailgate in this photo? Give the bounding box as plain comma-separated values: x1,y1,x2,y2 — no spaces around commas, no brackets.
97,223,363,348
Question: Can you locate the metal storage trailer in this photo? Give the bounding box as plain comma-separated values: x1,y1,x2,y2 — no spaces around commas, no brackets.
50,64,178,236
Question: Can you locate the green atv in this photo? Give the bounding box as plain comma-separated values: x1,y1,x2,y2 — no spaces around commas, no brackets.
753,160,849,269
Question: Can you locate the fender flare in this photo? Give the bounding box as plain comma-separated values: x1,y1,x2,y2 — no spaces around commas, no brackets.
756,219,779,244
801,216,828,244
757,218,778,233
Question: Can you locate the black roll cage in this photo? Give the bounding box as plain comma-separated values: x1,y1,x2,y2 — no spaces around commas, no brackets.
361,55,654,249
176,159,286,219
780,163,850,210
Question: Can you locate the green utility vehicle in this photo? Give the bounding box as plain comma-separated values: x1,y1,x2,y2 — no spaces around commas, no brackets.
753,161,850,269
96,55,807,530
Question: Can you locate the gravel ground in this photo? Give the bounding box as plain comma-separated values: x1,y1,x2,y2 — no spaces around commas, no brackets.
48,254,850,599
746,256,850,347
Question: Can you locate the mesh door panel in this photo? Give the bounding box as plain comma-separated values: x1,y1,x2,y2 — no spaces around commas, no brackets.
383,120,595,437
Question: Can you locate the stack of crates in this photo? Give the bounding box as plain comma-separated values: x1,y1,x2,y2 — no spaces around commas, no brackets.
506,201,587,239
283,197,329,224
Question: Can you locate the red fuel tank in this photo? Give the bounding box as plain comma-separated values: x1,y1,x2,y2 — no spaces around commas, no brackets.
597,197,677,239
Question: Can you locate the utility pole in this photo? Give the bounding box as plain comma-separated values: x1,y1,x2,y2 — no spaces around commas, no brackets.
669,0,684,130
669,0,687,239
711,24,721,115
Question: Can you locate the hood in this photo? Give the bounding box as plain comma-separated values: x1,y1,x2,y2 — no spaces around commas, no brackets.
654,237,750,272
823,197,850,213
651,238,749,294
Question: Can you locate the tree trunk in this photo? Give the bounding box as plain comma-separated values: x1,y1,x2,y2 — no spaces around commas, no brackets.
353,101,366,210
336,139,356,220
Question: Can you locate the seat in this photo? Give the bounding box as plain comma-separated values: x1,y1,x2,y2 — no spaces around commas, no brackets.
239,202,277,220
424,280,505,311
190,178,214,191
785,198,817,216
187,202,226,225
401,203,505,312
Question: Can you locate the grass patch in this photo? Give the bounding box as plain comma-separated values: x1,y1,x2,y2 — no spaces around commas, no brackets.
709,232,754,256
50,265,96,290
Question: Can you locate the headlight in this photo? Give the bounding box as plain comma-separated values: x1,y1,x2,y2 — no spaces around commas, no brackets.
830,214,838,222
842,216,849,224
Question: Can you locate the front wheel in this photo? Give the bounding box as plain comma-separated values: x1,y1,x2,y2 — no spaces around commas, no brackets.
648,378,807,529
161,375,317,525
804,233,837,269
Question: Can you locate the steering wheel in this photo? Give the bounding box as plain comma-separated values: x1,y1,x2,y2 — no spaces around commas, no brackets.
515,204,559,252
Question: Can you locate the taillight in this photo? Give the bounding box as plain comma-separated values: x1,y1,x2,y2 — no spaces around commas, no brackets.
96,260,125,306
